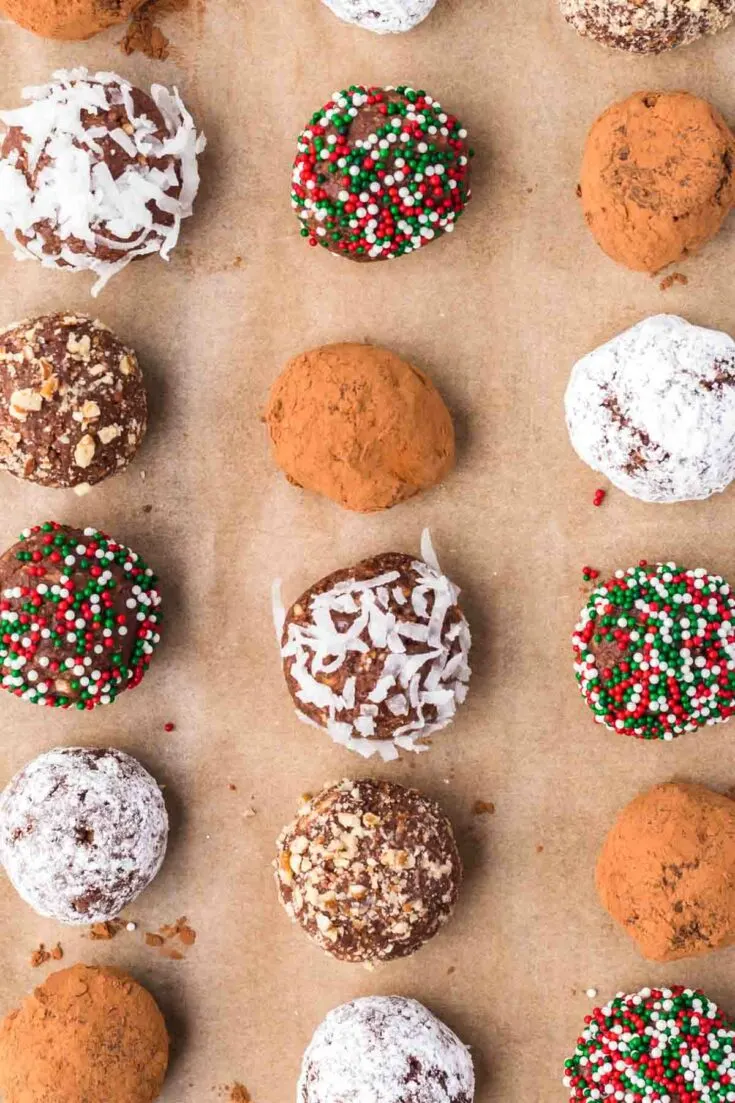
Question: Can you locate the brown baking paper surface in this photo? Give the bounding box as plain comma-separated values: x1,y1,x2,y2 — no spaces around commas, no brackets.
2,1,735,1100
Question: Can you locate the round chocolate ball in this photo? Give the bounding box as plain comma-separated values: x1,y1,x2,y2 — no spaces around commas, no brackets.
277,546,472,760
0,0,144,39
275,778,462,964
0,747,168,924
579,91,735,274
597,782,735,962
0,313,147,490
0,521,163,709
559,0,735,53
291,85,472,261
0,964,169,1103
572,562,735,741
265,343,455,512
319,0,438,33
299,996,474,1103
565,314,735,503
0,68,206,296
563,987,735,1103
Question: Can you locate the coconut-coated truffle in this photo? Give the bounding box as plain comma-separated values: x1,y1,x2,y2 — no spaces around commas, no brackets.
319,0,438,33
579,91,735,273
559,0,735,53
0,747,168,925
563,987,735,1103
572,562,735,741
0,521,163,709
0,313,147,490
0,0,144,39
0,964,169,1103
276,539,472,760
596,782,735,961
0,68,206,296
300,997,474,1103
292,85,472,261
565,315,735,503
265,343,455,512
275,778,462,964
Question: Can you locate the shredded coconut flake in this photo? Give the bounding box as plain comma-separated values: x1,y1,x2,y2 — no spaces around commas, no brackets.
0,68,206,296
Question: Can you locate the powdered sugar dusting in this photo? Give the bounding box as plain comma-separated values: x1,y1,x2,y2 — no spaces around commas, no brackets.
0,68,206,296
319,0,438,33
299,997,475,1103
565,315,735,503
0,747,168,924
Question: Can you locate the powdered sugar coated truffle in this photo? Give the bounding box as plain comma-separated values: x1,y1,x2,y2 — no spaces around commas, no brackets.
0,747,168,924
565,315,735,503
274,534,472,761
0,68,206,296
299,997,474,1103
319,0,438,33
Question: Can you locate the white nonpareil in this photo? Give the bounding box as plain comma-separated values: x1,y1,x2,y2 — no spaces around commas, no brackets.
565,314,735,503
0,68,206,296
319,0,438,33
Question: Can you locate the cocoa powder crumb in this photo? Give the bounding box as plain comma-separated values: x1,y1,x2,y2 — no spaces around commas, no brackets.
88,920,124,940
120,0,188,61
146,916,197,957
473,800,496,816
29,942,63,967
659,272,689,292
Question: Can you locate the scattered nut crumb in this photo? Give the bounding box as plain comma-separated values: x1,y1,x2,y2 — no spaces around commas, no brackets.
243,807,256,819
229,1085,251,1103
536,844,545,853
473,800,495,816
145,933,165,948
229,783,237,791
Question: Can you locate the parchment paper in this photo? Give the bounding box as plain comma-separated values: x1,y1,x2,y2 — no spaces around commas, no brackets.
2,1,735,1100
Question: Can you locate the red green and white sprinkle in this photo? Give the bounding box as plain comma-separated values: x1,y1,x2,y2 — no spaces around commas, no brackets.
572,562,735,741
0,521,162,710
564,986,735,1103
291,84,472,260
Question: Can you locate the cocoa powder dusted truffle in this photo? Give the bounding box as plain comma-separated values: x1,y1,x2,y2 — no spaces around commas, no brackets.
572,562,735,741
0,313,147,490
274,537,472,760
0,747,168,924
292,85,472,261
265,343,455,512
579,91,735,274
0,0,144,39
596,782,735,962
559,0,735,53
563,987,735,1103
0,964,169,1103
0,68,206,296
319,0,439,33
565,315,735,503
275,779,462,964
300,997,474,1103
0,522,162,709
